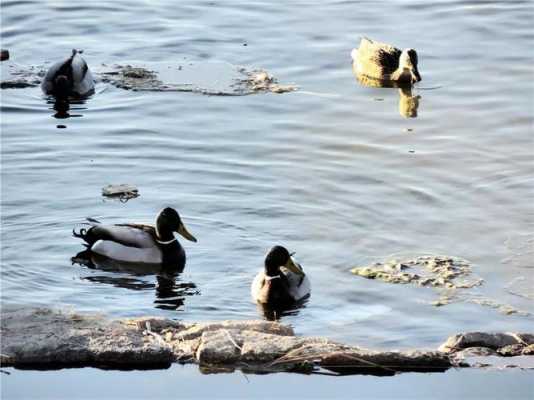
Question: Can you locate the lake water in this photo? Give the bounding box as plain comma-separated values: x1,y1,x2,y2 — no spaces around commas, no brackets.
1,0,533,394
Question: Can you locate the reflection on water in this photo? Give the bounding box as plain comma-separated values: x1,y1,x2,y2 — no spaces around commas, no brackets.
47,97,87,120
255,297,309,321
72,251,200,311
398,86,421,118
352,65,422,118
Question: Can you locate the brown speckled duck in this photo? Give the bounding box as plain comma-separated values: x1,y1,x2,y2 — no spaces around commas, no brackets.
351,37,421,85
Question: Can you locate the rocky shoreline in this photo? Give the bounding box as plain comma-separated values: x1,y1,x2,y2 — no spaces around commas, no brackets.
1,307,532,376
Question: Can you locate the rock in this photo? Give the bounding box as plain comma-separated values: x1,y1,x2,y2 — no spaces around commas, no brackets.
497,344,525,357
0,307,173,369
1,49,9,62
439,332,534,353
2,307,531,375
196,329,242,365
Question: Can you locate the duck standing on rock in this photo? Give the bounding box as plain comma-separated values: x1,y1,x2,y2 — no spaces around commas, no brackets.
351,37,421,85
251,246,311,307
42,49,95,98
73,208,197,268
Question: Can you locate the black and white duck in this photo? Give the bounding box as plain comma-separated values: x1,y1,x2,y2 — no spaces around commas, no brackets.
42,49,95,98
73,208,197,268
251,246,311,306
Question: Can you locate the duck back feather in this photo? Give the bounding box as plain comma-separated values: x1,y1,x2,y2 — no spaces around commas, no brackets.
42,49,95,97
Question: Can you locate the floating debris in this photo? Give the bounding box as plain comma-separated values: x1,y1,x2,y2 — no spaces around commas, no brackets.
352,255,482,290
351,255,532,317
240,69,297,94
2,59,297,96
99,61,297,96
468,297,531,317
0,61,41,89
102,184,139,202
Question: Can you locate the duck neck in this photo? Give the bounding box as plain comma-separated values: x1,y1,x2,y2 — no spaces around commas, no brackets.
156,226,175,243
264,263,281,279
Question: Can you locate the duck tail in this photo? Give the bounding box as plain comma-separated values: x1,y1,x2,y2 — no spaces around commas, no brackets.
73,225,98,247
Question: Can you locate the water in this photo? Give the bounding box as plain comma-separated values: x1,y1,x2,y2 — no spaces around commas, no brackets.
2,365,534,400
1,0,533,357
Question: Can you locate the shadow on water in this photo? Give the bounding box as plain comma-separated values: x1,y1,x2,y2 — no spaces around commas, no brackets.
71,250,200,311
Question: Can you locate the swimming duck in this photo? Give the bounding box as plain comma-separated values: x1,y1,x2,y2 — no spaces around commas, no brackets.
251,246,311,306
73,208,197,267
42,49,95,98
351,37,421,84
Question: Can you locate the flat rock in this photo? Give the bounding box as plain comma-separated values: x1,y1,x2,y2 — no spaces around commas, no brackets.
2,308,532,375
439,332,534,353
1,307,173,369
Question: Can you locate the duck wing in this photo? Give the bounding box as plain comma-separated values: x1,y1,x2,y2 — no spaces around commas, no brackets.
354,37,402,78
74,220,156,248
71,51,95,96
281,268,311,301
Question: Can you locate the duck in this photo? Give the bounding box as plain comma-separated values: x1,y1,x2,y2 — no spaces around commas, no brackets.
41,49,95,98
73,207,197,267
351,37,421,85
251,245,311,306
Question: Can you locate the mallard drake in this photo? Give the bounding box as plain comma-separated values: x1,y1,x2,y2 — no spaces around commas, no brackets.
351,37,421,84
251,246,311,306
42,49,95,98
73,207,197,267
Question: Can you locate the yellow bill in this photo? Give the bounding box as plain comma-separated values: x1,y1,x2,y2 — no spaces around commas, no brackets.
284,257,304,276
177,223,197,242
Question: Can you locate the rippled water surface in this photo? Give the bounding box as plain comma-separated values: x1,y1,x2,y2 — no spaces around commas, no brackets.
1,0,533,356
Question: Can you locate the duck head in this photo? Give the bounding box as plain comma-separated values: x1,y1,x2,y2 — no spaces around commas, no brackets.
264,245,304,277
155,207,197,243
399,48,421,84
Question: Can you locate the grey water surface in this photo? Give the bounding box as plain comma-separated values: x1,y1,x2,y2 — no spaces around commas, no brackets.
1,0,533,396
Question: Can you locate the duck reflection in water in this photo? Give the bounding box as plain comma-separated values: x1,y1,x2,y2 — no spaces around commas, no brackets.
72,250,200,311
48,97,87,120
256,298,309,321
352,65,421,119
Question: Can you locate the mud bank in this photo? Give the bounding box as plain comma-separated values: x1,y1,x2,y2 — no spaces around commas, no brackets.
2,308,532,375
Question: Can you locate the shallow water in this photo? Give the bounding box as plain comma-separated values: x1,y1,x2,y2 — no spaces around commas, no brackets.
1,0,533,355
3,365,534,400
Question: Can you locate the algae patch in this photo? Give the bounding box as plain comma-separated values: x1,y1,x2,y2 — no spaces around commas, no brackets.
98,61,297,96
351,255,531,316
351,255,482,290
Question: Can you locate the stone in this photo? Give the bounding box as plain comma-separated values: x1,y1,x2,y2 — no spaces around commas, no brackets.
2,307,532,375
